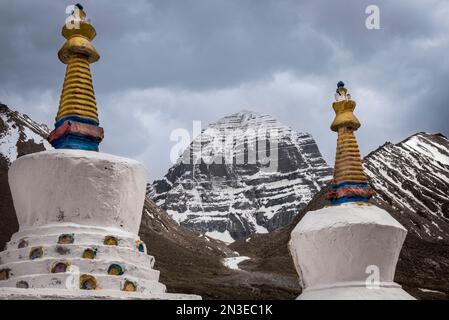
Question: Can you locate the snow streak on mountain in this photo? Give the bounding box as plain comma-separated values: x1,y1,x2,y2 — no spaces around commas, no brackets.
365,132,449,241
0,103,51,164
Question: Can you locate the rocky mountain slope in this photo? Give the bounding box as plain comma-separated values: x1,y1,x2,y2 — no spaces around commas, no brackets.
140,198,299,299
364,132,449,241
151,111,333,242
0,103,51,248
231,132,449,300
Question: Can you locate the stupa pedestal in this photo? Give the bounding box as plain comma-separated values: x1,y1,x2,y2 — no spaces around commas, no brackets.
289,203,414,300
0,150,200,300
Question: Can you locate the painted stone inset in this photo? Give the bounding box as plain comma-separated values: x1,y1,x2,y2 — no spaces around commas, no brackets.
0,269,11,281
135,240,145,253
58,234,75,244
80,275,97,290
104,236,119,246
29,247,44,260
108,264,124,276
51,262,70,273
82,248,97,259
56,246,71,255
16,281,29,289
122,280,137,292
18,239,29,248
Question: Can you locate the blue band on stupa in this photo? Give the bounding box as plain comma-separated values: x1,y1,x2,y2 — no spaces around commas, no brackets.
55,115,99,129
48,116,103,151
332,182,371,189
330,196,372,205
50,134,100,151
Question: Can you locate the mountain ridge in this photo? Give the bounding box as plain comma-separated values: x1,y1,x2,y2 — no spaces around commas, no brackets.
364,131,449,241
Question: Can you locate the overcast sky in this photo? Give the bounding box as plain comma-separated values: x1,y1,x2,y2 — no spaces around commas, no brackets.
1,0,448,180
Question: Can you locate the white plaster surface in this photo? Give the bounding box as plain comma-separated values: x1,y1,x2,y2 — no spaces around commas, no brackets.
0,288,201,300
299,282,414,300
9,149,147,235
289,203,414,300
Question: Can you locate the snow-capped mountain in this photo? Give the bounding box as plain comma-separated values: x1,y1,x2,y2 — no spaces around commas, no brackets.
151,111,333,242
0,103,51,164
0,103,51,249
365,132,449,241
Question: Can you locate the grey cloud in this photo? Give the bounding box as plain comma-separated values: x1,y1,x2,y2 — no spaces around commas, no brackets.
0,0,448,179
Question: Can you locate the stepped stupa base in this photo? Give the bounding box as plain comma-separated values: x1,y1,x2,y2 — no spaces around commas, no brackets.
0,150,200,300
298,282,413,300
0,288,199,300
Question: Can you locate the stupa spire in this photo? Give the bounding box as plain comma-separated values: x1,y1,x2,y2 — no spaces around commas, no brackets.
47,4,104,151
327,82,375,205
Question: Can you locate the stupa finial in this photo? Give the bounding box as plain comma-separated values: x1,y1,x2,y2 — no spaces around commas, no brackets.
47,4,104,151
327,82,375,205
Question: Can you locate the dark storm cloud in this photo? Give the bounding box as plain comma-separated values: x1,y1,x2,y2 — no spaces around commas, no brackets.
0,0,448,179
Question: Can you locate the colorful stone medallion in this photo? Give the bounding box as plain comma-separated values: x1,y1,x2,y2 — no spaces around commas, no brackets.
16,281,29,289
107,263,124,276
51,262,70,273
80,275,97,290
122,280,137,292
135,240,145,253
104,236,119,246
82,248,97,259
0,269,10,281
29,247,44,260
58,234,75,244
17,239,29,248
56,246,71,255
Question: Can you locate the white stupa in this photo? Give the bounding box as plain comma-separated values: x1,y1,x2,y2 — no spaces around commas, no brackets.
0,5,199,300
289,82,414,300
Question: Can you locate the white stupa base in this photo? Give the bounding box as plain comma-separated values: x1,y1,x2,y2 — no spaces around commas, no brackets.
289,203,415,300
0,150,201,300
298,282,414,300
0,288,200,300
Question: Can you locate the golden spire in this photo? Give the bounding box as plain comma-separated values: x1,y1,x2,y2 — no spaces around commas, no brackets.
57,4,99,122
48,4,104,151
327,82,374,205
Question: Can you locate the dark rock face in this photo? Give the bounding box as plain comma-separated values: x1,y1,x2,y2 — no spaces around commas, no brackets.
364,132,449,242
231,132,449,300
0,103,50,250
150,111,333,242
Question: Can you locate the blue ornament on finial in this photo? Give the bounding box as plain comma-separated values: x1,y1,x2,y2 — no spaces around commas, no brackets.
337,81,345,88
75,3,83,10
